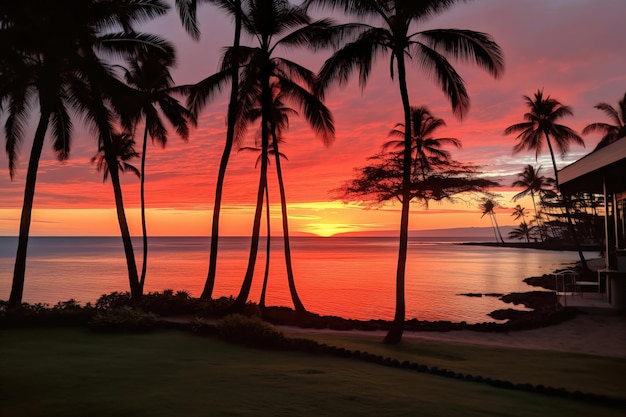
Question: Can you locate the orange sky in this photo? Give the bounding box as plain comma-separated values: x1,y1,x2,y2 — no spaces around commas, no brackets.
1,0,625,237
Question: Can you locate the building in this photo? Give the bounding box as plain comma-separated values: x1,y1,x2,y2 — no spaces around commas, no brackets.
559,139,626,308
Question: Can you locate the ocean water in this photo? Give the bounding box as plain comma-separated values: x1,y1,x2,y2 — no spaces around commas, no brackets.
0,236,593,323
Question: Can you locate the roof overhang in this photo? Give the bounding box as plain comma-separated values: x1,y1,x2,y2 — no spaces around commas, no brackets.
559,139,626,195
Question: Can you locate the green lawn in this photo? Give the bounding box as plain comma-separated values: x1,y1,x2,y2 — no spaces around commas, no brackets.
288,331,626,400
0,327,624,417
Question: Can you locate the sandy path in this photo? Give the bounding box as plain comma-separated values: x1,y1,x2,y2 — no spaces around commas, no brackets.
283,313,626,358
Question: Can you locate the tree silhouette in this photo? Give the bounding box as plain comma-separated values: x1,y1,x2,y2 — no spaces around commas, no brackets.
222,0,340,313
1,0,169,305
305,0,504,343
505,89,589,271
120,50,195,293
511,164,552,242
582,92,626,151
91,132,140,182
479,198,504,243
243,83,307,311
510,204,531,242
175,0,244,300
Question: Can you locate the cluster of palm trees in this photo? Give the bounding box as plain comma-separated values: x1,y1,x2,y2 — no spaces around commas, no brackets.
5,1,621,344
3,0,508,344
501,90,625,268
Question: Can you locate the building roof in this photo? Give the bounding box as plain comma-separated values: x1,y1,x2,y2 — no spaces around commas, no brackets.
559,139,626,194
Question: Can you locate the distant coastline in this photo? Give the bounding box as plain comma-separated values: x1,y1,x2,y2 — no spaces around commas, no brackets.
461,241,601,252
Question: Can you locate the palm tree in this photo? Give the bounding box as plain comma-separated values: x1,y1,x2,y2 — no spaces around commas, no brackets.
383,106,461,184
511,164,551,241
305,0,504,343
582,92,626,151
510,204,530,242
508,223,531,243
91,131,141,181
505,89,589,271
238,140,287,309
175,0,244,300
207,0,339,313
480,198,504,243
2,0,169,306
120,50,195,293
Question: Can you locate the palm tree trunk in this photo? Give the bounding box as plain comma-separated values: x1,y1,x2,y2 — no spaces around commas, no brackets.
385,52,411,345
488,214,498,243
493,213,505,243
9,112,50,306
139,127,149,291
231,61,271,311
545,135,590,272
273,136,306,313
105,141,141,301
530,191,545,242
259,182,270,308
202,0,242,300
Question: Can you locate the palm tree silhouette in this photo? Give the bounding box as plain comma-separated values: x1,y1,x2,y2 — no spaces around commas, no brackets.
238,140,287,309
383,106,461,184
221,0,338,313
2,0,169,305
505,89,589,271
582,92,626,151
511,164,551,242
305,0,504,343
510,204,530,242
480,198,504,243
505,90,584,187
120,50,196,293
91,131,141,182
176,0,244,300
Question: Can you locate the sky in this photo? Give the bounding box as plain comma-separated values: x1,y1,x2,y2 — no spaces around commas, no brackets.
1,0,625,237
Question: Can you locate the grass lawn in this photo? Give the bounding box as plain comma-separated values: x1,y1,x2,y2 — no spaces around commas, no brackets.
288,331,626,400
0,327,624,417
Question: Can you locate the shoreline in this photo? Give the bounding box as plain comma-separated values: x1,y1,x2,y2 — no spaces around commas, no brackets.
461,241,601,252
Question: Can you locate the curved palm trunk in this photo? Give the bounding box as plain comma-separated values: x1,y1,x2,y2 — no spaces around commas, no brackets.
493,213,505,243
272,136,306,313
9,112,50,306
259,183,270,308
231,62,271,311
488,214,499,243
202,0,242,300
385,52,411,344
546,136,590,272
104,138,141,301
139,127,149,291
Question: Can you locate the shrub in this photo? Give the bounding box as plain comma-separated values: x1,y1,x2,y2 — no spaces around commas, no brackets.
89,306,157,333
217,314,285,348
95,292,132,310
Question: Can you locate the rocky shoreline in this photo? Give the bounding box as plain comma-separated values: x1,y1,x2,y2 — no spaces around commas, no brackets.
258,271,577,333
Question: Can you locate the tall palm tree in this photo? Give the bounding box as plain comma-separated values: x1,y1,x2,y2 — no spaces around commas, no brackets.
582,92,626,151
238,140,287,308
176,0,244,300
205,0,339,313
1,0,169,306
505,89,589,271
305,0,504,343
511,164,550,241
120,50,195,292
480,198,504,243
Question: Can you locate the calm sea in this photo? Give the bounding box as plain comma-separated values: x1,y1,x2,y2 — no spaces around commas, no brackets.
0,236,593,323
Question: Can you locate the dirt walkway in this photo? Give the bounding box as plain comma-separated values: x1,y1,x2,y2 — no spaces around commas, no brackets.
282,313,626,358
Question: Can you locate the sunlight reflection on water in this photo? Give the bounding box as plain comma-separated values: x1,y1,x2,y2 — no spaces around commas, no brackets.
0,236,593,323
